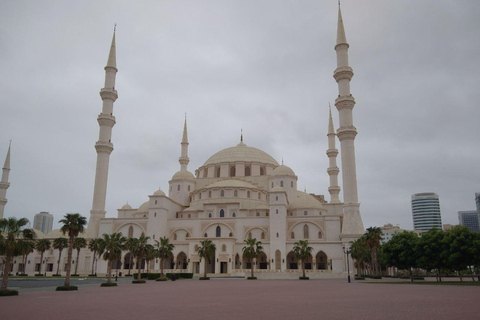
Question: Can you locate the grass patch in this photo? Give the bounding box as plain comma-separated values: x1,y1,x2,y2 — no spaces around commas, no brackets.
199,277,210,280
56,285,78,291
0,289,19,296
132,280,146,284
100,282,117,287
52,274,61,277
366,281,480,286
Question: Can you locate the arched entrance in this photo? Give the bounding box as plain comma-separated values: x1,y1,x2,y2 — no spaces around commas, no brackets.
235,254,241,269
123,253,132,271
163,256,173,270
303,253,313,270
257,252,268,269
275,250,281,270
176,252,188,270
316,251,328,270
242,253,252,269
206,249,216,274
286,251,297,270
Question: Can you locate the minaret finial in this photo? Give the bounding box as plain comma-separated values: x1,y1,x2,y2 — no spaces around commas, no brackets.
114,23,117,32
106,28,117,69
241,129,243,142
336,2,347,46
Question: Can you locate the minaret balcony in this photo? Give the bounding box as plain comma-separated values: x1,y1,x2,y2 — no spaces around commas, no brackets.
99,88,118,101
333,66,354,81
327,167,340,175
336,126,357,141
334,95,355,110
97,114,116,127
95,141,114,154
0,182,10,189
326,149,339,157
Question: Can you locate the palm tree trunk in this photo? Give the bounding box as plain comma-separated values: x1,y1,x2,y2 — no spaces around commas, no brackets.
409,268,413,282
251,261,254,278
95,256,98,275
39,252,45,275
128,252,132,275
91,251,96,275
56,250,63,275
1,253,13,290
74,249,80,275
137,256,142,280
22,254,26,273
204,258,207,278
470,266,475,282
302,261,306,278
64,238,74,286
107,260,112,283
160,257,164,277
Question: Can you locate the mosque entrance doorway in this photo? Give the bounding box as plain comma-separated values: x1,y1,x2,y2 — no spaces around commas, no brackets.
220,262,228,273
286,251,297,270
193,262,200,274
316,251,327,270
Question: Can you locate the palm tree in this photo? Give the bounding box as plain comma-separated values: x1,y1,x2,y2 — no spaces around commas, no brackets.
72,237,87,275
98,232,126,283
17,240,35,274
350,236,370,275
154,236,175,277
365,227,383,275
242,238,263,278
145,244,155,274
124,237,137,276
0,217,35,291
88,238,102,275
197,239,216,279
132,235,150,281
59,213,87,286
293,240,313,278
35,239,51,275
53,237,68,275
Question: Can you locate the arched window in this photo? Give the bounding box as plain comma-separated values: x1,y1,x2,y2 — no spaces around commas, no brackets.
209,191,212,198
303,224,309,239
128,226,133,239
230,167,236,177
261,232,265,240
280,181,284,187
318,231,322,239
291,232,295,239
177,185,180,191
222,244,226,252
153,235,155,239
173,233,177,240
276,209,278,214
188,185,191,191
276,196,278,201
229,232,233,237
188,214,191,218
245,167,251,176
271,182,273,188
186,233,190,237
247,191,250,198
208,213,212,218
276,233,279,238
221,190,225,197
204,233,208,237
216,226,221,237
248,232,252,239
216,167,221,177
304,211,307,216
258,193,261,200
199,193,202,200
256,212,260,217
291,181,293,188
232,212,236,218
154,212,157,217
155,200,157,204
220,209,225,218
234,190,238,197
260,167,265,175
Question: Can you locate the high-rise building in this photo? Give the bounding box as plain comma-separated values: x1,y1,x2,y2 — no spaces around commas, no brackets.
33,211,54,234
458,210,480,232
476,193,480,213
411,193,442,232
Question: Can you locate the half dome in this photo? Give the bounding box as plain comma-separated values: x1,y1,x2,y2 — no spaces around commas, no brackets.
153,189,166,196
137,201,149,213
289,192,323,210
171,170,195,181
203,142,279,167
121,203,132,209
270,164,295,177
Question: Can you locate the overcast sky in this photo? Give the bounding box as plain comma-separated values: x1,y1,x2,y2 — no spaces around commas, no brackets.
1,0,479,232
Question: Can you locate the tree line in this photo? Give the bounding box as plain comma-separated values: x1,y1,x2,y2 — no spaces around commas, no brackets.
350,226,480,282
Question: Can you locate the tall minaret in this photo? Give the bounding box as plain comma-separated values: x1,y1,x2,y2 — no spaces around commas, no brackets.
0,142,11,219
326,107,341,203
86,30,118,238
333,5,364,237
179,116,190,172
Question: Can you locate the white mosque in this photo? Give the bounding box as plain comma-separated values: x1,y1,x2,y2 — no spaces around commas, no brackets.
1,6,364,278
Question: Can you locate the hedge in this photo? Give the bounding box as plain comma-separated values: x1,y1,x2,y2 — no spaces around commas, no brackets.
100,282,117,287
133,273,193,280
56,286,78,291
0,290,18,296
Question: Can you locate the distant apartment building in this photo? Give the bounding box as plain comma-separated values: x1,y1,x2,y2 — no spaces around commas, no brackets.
33,211,54,234
458,210,480,232
411,193,442,232
476,193,480,213
380,223,422,244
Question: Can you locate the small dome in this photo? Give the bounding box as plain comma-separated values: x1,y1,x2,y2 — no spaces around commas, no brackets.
289,192,323,210
33,229,45,239
153,189,165,196
270,164,295,177
206,179,257,189
45,229,65,239
137,201,149,213
203,142,279,167
171,170,195,181
121,203,132,210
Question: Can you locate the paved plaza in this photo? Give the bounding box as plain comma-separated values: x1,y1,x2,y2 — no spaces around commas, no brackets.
1,278,479,320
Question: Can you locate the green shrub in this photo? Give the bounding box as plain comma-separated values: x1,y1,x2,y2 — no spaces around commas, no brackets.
52,274,61,277
56,286,78,291
17,274,28,277
166,273,193,279
247,277,257,280
0,290,19,296
156,276,169,281
100,282,117,287
355,277,365,280
199,277,210,280
35,274,45,277
132,280,146,284
299,277,309,280
88,274,97,277
71,274,79,277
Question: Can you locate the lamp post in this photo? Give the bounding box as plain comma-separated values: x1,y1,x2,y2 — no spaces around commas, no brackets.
342,246,351,283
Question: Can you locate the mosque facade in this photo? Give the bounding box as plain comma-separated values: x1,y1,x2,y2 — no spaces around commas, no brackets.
1,6,364,278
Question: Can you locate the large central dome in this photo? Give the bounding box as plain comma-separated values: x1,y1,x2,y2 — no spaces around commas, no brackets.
203,142,279,167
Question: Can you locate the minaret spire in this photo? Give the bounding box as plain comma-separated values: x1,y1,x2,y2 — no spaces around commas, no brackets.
87,30,119,238
0,142,12,219
179,117,190,171
333,5,364,237
326,106,341,203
